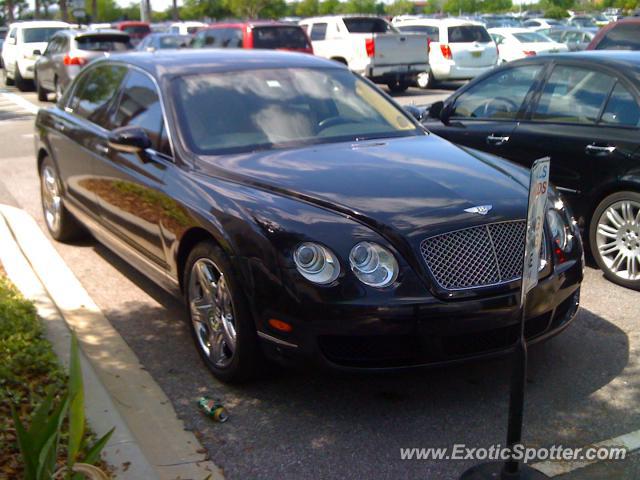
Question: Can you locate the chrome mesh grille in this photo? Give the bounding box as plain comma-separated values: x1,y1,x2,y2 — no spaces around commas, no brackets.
420,220,542,291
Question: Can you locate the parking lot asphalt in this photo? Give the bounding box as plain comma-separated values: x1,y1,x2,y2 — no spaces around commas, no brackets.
1,83,639,479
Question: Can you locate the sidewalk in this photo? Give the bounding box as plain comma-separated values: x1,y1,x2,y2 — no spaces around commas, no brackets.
0,204,223,480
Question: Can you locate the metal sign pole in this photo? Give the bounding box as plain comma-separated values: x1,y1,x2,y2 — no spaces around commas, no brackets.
460,157,551,480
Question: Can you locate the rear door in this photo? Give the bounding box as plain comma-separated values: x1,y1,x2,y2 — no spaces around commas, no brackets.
447,25,497,68
425,63,545,158
50,64,127,216
506,62,640,222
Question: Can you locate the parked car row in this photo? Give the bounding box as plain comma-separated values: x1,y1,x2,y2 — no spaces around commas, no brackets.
423,51,640,290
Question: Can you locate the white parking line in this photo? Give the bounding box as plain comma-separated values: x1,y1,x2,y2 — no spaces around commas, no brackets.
0,91,39,115
532,429,640,477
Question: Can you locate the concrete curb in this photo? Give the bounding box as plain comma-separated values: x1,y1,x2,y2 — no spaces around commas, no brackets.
0,204,223,480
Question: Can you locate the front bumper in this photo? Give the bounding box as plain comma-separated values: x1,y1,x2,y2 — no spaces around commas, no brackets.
256,259,582,370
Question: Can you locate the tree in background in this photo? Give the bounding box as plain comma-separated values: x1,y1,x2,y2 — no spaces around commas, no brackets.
2,0,16,21
443,0,477,14
296,0,319,16
341,0,377,13
422,1,441,13
180,0,228,20
59,0,68,21
319,0,340,14
386,0,415,15
224,0,271,18
481,0,512,13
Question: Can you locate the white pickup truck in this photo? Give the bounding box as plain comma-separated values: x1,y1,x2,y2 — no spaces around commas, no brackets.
299,15,429,93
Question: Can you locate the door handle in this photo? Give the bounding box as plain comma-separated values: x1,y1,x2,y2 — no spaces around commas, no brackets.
52,121,65,131
95,144,109,155
486,134,510,146
585,144,616,155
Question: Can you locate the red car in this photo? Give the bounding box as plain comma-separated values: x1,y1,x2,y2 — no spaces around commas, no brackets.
191,21,313,54
113,21,151,45
587,17,640,50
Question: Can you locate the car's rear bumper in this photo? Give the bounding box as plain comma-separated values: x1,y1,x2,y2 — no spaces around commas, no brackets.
432,62,496,81
365,63,430,81
257,259,582,371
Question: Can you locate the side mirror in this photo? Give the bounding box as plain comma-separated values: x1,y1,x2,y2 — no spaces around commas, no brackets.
108,126,151,154
404,105,424,121
427,101,444,120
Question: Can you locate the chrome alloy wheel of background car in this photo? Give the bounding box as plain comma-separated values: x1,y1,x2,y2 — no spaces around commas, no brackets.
188,258,237,369
41,165,62,234
596,200,640,281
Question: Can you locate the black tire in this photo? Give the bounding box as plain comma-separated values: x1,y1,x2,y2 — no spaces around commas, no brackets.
184,241,262,383
36,74,48,101
387,80,410,93
14,64,29,91
589,191,640,291
4,67,14,86
39,156,84,242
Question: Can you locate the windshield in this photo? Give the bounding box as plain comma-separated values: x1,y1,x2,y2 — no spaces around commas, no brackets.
122,25,150,35
173,68,420,155
572,17,596,27
158,35,190,48
596,24,640,50
76,35,132,51
448,26,492,43
514,32,552,43
343,17,395,33
23,27,67,43
253,26,311,50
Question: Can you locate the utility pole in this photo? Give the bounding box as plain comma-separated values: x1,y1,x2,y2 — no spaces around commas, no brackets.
140,0,151,22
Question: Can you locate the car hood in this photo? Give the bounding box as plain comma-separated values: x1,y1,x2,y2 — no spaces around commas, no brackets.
198,134,530,248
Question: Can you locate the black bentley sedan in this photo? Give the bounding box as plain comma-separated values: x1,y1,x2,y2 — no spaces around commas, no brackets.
35,50,583,382
423,52,640,291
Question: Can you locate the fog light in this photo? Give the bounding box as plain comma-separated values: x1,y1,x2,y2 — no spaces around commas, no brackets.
268,318,292,332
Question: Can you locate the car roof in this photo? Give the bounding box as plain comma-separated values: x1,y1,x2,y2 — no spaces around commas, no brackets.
395,18,484,27
9,21,70,29
56,29,128,38
508,51,640,73
100,49,343,78
489,27,539,34
205,20,294,29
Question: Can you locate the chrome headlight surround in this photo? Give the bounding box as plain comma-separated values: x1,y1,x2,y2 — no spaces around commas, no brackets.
349,241,399,288
293,242,340,285
546,199,574,254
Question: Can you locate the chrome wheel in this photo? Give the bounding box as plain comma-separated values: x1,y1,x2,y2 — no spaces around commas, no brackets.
55,79,63,101
417,71,430,89
41,165,62,234
188,258,237,369
596,200,640,281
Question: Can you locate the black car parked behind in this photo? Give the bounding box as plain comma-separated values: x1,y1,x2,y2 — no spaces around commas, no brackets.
424,51,640,290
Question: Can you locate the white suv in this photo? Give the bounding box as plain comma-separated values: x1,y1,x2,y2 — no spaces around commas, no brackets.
2,21,70,91
392,18,497,88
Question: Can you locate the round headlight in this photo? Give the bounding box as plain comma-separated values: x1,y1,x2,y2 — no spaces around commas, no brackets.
349,242,398,288
293,242,340,284
547,209,571,252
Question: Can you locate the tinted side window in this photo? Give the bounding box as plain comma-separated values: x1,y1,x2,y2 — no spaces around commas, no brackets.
596,24,640,50
112,71,170,156
310,23,328,41
70,65,127,127
192,30,218,48
221,28,243,48
397,25,440,41
533,66,615,124
451,65,542,120
343,18,393,33
601,83,640,127
448,26,491,43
